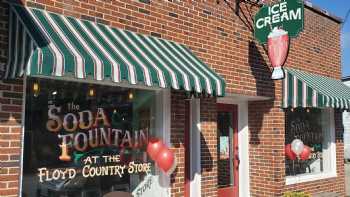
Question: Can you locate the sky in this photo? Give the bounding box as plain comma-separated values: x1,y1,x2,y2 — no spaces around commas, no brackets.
310,0,350,77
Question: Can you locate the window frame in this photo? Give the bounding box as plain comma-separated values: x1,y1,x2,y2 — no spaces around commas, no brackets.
285,108,337,185
19,76,172,196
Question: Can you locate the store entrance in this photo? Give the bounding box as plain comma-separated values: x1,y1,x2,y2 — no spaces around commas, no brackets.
217,104,239,197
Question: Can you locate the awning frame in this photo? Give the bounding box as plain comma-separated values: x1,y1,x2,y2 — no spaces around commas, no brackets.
282,68,350,110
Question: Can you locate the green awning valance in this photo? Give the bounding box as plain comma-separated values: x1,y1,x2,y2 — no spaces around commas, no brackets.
3,5,225,96
283,68,350,109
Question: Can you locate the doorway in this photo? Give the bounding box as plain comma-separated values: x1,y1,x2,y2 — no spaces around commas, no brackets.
217,104,239,197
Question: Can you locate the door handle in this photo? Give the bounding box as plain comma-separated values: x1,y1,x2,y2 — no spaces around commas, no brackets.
235,155,240,165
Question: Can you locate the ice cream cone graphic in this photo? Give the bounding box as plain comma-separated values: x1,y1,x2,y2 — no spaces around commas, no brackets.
267,27,289,80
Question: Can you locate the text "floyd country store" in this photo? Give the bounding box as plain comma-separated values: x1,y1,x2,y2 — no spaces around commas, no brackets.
0,0,349,196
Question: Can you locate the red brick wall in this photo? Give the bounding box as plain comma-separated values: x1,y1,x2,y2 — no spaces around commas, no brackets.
169,91,186,197
0,0,344,196
0,0,24,196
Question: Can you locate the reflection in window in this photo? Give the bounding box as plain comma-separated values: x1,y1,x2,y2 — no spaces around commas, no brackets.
285,108,326,176
22,78,159,197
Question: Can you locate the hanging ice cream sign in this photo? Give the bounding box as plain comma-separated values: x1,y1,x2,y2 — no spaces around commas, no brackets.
254,0,304,80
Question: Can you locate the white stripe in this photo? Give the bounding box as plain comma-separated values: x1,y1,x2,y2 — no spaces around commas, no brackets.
178,45,223,95
106,27,152,86
93,24,137,84
129,32,179,89
118,30,167,88
77,20,121,82
27,9,64,76
18,32,27,76
25,41,34,76
143,36,190,91
153,38,202,93
163,40,212,94
60,16,103,80
44,12,85,79
283,70,288,108
302,82,307,107
293,76,297,108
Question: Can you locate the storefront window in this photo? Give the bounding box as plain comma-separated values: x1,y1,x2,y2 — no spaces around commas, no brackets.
285,108,335,178
22,78,165,197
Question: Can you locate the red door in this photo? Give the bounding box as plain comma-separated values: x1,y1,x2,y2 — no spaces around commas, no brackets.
217,104,239,197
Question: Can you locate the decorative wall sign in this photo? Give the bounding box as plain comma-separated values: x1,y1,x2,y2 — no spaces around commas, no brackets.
132,175,168,197
46,104,149,161
147,138,176,174
23,80,172,197
254,0,304,80
219,136,229,159
254,0,304,44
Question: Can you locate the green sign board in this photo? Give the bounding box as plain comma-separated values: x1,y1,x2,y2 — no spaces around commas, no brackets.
254,0,304,44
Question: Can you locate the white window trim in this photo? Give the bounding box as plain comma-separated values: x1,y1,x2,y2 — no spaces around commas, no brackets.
285,109,337,185
155,88,172,197
217,97,251,197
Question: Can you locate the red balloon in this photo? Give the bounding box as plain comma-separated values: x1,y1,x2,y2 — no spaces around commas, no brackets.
147,138,164,160
300,146,311,161
285,144,297,160
156,147,175,173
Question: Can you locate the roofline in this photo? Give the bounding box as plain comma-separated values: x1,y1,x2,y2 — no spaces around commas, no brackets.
255,1,343,24
304,1,343,24
342,76,350,82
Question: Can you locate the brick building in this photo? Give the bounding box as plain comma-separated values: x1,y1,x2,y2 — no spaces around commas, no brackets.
0,0,348,197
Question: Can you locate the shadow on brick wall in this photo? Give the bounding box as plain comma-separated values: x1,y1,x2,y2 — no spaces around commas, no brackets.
200,131,214,172
248,41,275,98
0,80,23,124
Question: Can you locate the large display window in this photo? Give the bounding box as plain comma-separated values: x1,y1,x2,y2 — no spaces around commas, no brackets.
22,78,169,197
285,108,336,184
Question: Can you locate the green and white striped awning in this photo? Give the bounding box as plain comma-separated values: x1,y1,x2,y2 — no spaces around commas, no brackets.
3,5,225,96
282,68,350,109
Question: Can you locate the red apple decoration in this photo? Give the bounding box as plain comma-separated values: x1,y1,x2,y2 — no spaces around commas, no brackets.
147,138,164,160
268,27,289,80
285,144,297,160
120,148,132,164
156,147,175,173
300,145,311,161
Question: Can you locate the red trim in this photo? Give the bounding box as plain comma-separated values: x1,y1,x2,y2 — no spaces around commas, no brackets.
184,100,190,197
217,103,239,197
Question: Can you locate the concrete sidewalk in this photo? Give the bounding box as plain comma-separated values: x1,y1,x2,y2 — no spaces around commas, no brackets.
346,163,350,197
